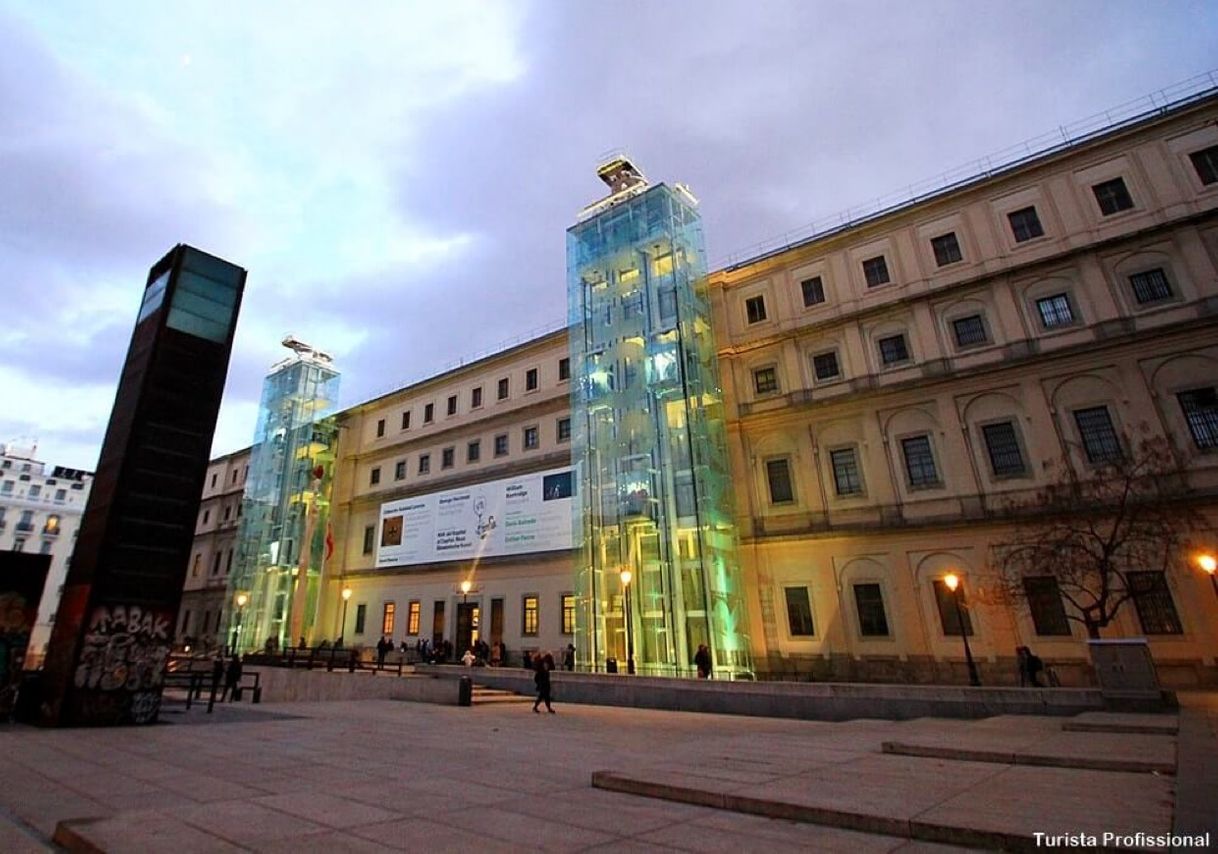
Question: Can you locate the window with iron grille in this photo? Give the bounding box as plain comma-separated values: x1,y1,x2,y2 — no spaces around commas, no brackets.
813,351,840,382
494,434,508,456
382,602,396,635
1178,388,1218,450
1022,576,1071,636
1035,293,1074,328
498,378,509,399
395,460,406,480
1073,406,1122,463
753,366,779,395
1128,268,1172,304
1189,144,1218,185
784,587,815,636
745,295,767,324
407,601,421,635
369,467,381,486
981,421,1026,476
765,458,793,503
363,525,375,555
418,454,431,474
472,387,483,408
441,447,454,469
354,604,367,635
1008,206,1044,242
424,403,434,423
830,447,862,496
932,580,973,636
801,276,825,306
526,368,539,391
853,584,890,636
862,255,890,287
522,595,539,636
951,314,988,348
523,426,539,450
931,232,963,266
901,435,939,487
878,334,909,366
1092,177,1134,215
557,417,572,443
467,440,480,462
447,395,457,416
1128,571,1183,634
561,594,576,635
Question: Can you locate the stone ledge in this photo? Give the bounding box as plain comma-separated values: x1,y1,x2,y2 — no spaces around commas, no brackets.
880,741,1176,775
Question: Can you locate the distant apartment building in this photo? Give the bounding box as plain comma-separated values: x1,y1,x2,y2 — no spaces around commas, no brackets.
177,447,250,650
0,443,92,667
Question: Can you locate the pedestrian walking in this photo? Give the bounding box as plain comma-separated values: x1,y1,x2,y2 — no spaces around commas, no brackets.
694,644,712,679
376,636,389,667
1017,645,1046,687
221,654,243,702
563,644,575,671
532,656,555,713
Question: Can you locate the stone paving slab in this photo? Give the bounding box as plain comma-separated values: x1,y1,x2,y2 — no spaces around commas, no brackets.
880,740,1175,774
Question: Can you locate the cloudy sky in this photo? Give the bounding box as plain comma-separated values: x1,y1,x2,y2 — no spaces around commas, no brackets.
3,1,1217,471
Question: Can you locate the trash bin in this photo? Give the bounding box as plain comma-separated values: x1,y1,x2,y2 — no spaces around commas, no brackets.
458,676,473,707
606,658,618,674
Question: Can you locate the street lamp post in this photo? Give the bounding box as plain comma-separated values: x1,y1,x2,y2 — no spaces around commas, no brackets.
943,573,981,687
460,579,472,604
231,592,248,654
620,568,636,675
340,586,352,641
1198,553,1218,600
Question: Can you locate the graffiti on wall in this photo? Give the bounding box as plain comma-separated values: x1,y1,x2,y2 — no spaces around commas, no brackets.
73,604,172,724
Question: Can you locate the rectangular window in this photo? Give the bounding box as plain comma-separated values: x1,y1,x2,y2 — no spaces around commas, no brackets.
557,417,572,443
370,467,381,486
753,366,778,395
363,525,375,555
1178,388,1218,450
559,357,571,382
494,434,509,457
981,421,1026,476
526,368,539,391
211,552,221,575
1092,177,1134,215
812,351,840,382
498,378,509,399
783,587,815,637
441,447,454,469
1128,571,1184,635
800,276,825,306
523,426,539,450
418,454,431,474
932,580,973,636
354,604,367,635
862,255,890,287
395,460,406,480
376,419,385,438
561,594,576,635
407,601,421,635
951,314,988,348
901,435,940,488
467,440,481,462
765,458,794,504
1008,206,1044,242
878,334,910,366
471,387,483,408
28,485,41,498
1129,268,1172,305
402,410,411,430
226,550,234,574
432,601,445,644
1191,145,1218,185
382,602,396,635
1073,406,1122,464
830,447,862,496
853,584,890,637
745,295,767,324
447,395,457,416
1022,577,1071,636
424,403,434,423
1035,293,1075,328
522,595,539,636
931,232,963,266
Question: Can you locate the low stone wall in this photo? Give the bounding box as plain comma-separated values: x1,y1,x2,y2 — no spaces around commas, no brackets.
245,667,462,705
417,665,1112,720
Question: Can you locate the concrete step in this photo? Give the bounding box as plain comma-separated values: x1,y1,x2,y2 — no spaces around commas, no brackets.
880,740,1175,774
472,686,531,705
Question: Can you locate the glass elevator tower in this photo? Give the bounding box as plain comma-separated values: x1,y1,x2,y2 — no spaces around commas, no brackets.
224,338,339,652
567,158,751,678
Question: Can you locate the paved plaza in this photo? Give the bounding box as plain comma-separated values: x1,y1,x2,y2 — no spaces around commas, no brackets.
0,690,1213,852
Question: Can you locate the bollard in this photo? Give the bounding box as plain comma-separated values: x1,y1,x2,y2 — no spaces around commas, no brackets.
458,676,472,707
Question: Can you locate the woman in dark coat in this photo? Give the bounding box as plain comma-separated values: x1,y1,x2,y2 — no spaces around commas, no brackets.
532,656,554,713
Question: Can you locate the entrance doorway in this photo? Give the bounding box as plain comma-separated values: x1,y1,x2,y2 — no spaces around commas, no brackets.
455,602,480,655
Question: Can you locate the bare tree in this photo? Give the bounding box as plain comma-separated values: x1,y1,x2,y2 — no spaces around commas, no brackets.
995,435,1207,639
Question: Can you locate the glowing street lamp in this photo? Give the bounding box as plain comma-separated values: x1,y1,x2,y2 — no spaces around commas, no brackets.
943,573,980,687
620,568,636,675
1197,553,1218,601
460,579,472,604
340,586,353,640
